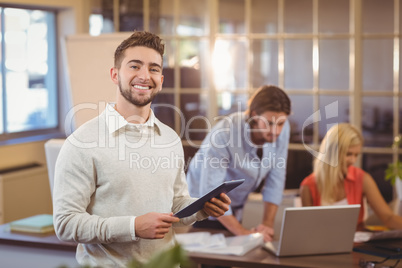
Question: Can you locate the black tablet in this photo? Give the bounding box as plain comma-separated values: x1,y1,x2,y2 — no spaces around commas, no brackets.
174,179,245,218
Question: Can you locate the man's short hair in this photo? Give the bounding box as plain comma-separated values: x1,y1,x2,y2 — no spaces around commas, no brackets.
246,85,291,118
114,31,165,69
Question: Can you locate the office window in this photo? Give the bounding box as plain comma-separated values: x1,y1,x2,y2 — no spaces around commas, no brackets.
0,7,57,139
319,39,349,90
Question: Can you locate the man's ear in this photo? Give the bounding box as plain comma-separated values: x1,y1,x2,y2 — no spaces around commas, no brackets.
110,67,118,85
158,75,164,92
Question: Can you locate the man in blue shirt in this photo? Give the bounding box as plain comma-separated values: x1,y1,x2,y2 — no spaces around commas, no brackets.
186,85,291,242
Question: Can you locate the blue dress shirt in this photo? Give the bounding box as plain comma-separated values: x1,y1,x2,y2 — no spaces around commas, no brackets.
186,112,290,221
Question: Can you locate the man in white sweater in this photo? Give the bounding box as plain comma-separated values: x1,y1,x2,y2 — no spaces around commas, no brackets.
53,31,230,267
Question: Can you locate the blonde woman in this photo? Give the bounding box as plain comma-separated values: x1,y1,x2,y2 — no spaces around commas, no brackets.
300,123,402,229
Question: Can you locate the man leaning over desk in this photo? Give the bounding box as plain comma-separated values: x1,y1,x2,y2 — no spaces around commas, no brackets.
187,85,291,242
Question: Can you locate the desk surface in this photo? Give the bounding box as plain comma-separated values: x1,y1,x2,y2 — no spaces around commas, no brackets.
0,223,76,251
0,223,78,268
190,246,357,268
189,244,402,268
0,224,399,268
183,227,401,268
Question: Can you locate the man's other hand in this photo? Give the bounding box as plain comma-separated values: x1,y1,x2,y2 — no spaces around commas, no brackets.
202,193,231,218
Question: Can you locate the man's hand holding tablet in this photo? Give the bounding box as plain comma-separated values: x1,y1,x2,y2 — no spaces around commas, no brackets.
174,179,245,218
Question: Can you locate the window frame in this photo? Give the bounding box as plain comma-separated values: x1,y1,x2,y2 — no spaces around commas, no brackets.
0,4,63,145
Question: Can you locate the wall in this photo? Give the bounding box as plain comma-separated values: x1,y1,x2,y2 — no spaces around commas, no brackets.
0,141,47,170
64,33,132,128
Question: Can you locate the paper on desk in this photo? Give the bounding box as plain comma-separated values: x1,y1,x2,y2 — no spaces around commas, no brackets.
174,232,226,250
354,229,402,243
354,232,373,243
174,232,264,256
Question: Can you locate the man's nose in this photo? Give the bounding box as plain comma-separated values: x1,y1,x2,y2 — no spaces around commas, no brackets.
138,68,150,80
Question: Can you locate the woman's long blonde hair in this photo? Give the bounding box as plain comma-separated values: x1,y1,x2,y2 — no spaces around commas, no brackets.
313,123,363,204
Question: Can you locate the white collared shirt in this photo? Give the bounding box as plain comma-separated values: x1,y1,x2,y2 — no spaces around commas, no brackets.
105,103,155,135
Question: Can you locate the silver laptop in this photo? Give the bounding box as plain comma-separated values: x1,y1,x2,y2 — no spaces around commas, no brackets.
263,204,360,257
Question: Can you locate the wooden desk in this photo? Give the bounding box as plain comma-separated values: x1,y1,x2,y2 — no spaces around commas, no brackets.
185,228,401,268
0,223,78,268
0,223,76,251
0,224,399,268
190,246,353,268
189,245,402,268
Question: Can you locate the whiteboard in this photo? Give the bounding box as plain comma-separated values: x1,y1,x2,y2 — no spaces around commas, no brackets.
64,33,132,128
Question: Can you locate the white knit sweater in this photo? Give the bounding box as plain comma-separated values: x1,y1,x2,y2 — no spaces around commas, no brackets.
53,105,207,267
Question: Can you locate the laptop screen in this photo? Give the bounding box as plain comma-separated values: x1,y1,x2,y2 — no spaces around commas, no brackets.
267,204,361,257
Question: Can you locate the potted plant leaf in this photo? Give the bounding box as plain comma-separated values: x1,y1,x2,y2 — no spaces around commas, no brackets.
58,243,193,268
385,134,402,200
127,243,193,268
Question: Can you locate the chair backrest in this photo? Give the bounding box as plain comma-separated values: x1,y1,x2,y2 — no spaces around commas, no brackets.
44,139,65,199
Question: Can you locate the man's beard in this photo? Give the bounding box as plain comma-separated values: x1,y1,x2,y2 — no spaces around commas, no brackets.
118,80,158,107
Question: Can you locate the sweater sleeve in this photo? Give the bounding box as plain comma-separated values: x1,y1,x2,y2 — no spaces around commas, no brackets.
53,139,133,244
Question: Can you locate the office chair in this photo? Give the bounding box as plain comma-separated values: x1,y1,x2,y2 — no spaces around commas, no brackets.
44,139,65,199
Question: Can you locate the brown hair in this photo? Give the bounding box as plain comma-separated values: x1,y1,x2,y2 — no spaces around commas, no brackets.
114,31,165,69
246,85,291,119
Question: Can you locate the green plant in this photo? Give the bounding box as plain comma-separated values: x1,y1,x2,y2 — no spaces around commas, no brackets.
127,243,193,268
385,134,402,185
57,243,193,268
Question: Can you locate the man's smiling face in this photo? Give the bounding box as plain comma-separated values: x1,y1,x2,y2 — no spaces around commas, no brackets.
113,46,164,107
